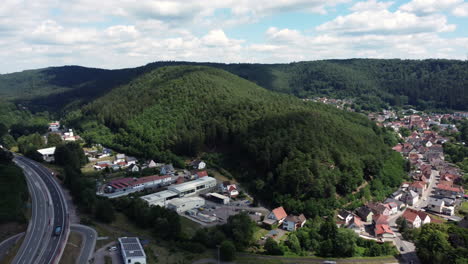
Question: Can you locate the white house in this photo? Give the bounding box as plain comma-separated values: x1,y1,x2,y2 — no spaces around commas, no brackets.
190,160,206,170
404,190,419,206
337,210,353,225
402,209,422,228
115,154,126,163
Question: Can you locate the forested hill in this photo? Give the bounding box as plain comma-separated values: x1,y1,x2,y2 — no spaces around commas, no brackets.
1,59,467,112
66,66,405,215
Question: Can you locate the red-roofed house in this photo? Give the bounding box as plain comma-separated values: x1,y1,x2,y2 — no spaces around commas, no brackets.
392,144,403,152
196,170,208,178
372,214,389,225
347,215,364,233
375,224,395,238
227,184,239,198
409,181,426,197
436,183,464,197
264,206,288,225
402,209,422,228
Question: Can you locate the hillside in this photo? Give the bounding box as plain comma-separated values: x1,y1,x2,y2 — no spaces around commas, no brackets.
1,59,467,112
67,66,405,215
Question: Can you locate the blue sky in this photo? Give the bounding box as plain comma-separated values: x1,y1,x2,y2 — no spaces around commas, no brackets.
0,0,467,73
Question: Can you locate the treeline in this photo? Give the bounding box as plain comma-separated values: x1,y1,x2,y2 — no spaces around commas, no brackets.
1,59,466,113
0,148,28,223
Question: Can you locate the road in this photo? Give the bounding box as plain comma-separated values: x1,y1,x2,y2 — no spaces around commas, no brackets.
0,233,24,262
12,156,69,264
71,224,97,264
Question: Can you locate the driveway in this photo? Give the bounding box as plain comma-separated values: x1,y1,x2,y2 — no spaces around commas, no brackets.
93,241,122,264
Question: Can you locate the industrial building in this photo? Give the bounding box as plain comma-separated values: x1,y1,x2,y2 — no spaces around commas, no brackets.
206,193,230,204
103,175,172,194
168,176,217,197
118,237,146,264
140,190,179,207
167,197,206,213
37,147,56,162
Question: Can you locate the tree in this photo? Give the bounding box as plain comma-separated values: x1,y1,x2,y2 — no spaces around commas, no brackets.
286,233,301,253
220,240,236,261
264,237,283,255
47,133,62,147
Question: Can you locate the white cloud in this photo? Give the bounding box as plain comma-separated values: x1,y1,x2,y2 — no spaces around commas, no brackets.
316,10,456,35
350,0,394,12
399,0,463,15
453,3,468,16
28,20,98,45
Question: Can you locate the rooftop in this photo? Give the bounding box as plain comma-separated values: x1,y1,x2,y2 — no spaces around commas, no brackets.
118,237,146,259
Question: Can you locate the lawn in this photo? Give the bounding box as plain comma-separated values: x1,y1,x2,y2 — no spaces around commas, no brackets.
457,201,468,216
59,231,83,264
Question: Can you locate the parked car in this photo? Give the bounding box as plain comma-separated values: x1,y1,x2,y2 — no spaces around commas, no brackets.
109,246,117,251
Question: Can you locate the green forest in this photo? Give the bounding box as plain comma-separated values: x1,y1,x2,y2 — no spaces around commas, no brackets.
1,59,466,113
60,66,405,216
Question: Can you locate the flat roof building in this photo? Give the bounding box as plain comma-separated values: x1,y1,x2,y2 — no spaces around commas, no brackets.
168,176,217,197
118,237,146,264
140,190,179,207
167,197,205,213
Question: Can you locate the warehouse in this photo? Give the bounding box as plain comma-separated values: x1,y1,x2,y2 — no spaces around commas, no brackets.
207,193,230,204
118,237,146,264
168,176,217,197
167,197,206,213
140,190,179,207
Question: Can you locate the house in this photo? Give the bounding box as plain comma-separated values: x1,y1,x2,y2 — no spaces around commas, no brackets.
372,214,389,225
337,210,353,225
384,198,405,210
409,181,426,197
375,224,395,238
402,209,422,228
347,215,364,233
94,161,112,170
356,206,374,222
160,164,175,175
190,160,206,170
226,184,239,198
264,206,288,225
147,160,160,168
49,121,60,132
129,164,140,173
428,197,455,216
283,214,306,231
436,183,464,198
125,156,138,166
37,147,56,162
115,154,126,163
404,190,419,206
193,170,208,179
385,202,398,215
367,202,390,216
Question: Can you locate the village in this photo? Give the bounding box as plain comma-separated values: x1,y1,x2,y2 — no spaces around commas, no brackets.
334,108,467,259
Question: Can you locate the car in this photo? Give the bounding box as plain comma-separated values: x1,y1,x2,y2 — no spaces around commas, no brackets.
400,246,405,251
109,246,117,251
53,226,62,236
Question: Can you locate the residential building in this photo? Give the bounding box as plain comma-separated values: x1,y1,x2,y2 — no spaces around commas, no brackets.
368,202,390,216
337,210,353,225
283,214,306,231
402,209,422,228
190,160,206,170
409,181,426,197
160,164,175,175
372,214,389,225
356,206,374,222
404,190,419,206
118,237,146,264
264,206,288,225
375,224,395,238
347,215,364,233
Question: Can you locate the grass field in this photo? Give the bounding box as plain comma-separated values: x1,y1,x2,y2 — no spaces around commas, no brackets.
59,231,83,264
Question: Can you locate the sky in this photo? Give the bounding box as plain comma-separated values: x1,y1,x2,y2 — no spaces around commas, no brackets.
1,0,468,73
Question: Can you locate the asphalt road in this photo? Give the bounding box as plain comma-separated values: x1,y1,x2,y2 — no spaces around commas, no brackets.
13,156,69,264
71,224,97,264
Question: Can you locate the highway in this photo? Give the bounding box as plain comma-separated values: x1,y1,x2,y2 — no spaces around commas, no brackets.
13,156,69,264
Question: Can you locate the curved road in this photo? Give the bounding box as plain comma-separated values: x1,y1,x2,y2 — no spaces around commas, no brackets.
71,224,97,264
13,156,69,264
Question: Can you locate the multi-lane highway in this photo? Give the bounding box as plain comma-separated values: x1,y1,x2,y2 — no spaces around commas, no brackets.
13,155,69,264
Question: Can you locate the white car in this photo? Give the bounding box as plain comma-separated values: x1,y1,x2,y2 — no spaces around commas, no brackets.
109,246,117,251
